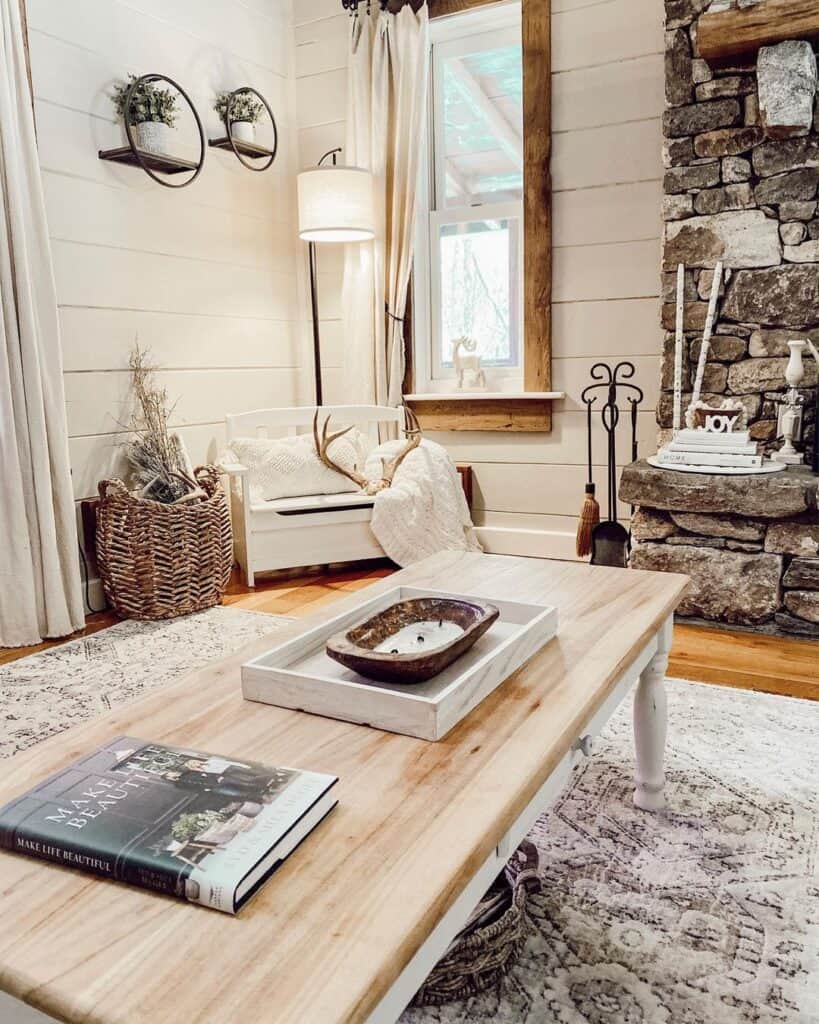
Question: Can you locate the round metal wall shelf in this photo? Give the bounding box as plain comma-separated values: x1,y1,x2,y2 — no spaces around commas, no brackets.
98,73,205,188
209,87,278,172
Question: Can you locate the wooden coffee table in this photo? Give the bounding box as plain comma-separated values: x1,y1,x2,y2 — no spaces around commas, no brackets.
0,552,687,1024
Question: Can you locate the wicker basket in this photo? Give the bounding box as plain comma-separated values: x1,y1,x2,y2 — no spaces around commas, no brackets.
412,840,541,1007
96,466,233,621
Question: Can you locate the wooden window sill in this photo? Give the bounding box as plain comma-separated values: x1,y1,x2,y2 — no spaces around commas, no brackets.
403,392,564,432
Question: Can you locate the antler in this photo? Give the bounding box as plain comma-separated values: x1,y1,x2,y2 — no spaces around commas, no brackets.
312,411,369,491
378,406,422,488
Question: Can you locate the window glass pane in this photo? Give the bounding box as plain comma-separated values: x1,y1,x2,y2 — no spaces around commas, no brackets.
438,218,519,369
440,42,522,207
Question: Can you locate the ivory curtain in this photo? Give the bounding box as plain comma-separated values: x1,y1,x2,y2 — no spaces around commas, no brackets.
0,0,84,645
341,2,429,407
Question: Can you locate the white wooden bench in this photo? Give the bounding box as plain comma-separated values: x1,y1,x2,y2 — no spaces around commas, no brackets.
221,405,404,586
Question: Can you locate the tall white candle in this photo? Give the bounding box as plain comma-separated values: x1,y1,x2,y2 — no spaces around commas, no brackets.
690,260,723,414
673,263,684,433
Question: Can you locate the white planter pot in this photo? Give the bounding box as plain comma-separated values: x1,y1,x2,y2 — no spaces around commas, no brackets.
230,120,255,144
133,120,172,155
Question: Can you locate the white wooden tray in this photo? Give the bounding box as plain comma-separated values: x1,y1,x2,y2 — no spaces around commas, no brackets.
241,586,558,741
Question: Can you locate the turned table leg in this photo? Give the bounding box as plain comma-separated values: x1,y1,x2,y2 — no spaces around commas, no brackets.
633,617,672,812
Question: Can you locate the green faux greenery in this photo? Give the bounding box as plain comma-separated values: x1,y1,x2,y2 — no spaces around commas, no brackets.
112,74,178,127
214,91,265,124
170,809,225,843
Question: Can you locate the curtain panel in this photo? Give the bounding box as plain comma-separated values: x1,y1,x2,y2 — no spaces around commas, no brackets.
0,0,84,646
341,3,429,408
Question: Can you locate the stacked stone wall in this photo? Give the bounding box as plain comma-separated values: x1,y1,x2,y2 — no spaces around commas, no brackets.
661,0,819,455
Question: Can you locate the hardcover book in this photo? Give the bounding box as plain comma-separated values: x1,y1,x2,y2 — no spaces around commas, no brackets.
0,737,338,914
657,449,762,468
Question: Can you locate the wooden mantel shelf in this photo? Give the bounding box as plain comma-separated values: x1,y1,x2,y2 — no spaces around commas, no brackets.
404,391,564,402
404,392,564,432
698,0,819,63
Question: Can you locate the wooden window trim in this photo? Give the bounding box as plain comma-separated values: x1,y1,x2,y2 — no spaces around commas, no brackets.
404,0,555,432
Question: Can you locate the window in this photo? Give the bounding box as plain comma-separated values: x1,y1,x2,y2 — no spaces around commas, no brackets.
415,3,524,393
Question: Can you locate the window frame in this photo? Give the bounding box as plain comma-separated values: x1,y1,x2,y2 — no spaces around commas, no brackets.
405,0,555,433
415,4,525,395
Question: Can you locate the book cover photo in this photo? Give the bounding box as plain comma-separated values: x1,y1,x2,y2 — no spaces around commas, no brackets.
0,737,338,914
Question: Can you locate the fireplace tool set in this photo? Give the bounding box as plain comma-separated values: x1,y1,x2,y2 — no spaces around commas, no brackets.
577,361,643,568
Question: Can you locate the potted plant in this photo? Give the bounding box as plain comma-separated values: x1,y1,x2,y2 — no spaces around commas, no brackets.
214,90,264,144
112,74,178,155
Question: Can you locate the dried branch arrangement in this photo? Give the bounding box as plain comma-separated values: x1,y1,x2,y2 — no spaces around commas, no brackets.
125,346,201,504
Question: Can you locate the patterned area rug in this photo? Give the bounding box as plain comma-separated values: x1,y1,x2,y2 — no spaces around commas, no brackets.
2,611,817,1022
403,682,819,1024
0,606,281,760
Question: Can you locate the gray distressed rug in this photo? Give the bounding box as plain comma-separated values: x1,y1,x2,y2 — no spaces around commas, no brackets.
2,609,817,1023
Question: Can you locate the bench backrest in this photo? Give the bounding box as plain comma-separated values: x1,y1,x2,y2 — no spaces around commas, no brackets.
226,405,405,446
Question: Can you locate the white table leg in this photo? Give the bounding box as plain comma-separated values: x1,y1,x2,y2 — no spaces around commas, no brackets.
633,617,672,811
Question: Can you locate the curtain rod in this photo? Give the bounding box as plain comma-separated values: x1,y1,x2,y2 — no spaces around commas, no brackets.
341,0,390,12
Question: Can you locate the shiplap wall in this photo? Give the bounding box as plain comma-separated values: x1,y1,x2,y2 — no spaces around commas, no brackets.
27,0,306,599
294,0,663,559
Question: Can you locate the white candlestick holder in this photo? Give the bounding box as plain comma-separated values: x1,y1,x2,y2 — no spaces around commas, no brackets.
773,340,807,465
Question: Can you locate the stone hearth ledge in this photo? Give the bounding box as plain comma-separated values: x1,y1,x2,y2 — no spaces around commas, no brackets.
620,459,818,518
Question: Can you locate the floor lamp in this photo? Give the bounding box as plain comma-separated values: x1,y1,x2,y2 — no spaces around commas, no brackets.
297,148,375,405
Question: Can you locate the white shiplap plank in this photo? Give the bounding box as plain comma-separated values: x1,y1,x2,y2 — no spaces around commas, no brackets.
552,0,663,72
553,239,661,304
553,180,661,247
552,297,661,358
27,0,288,79
553,54,663,133
59,308,300,373
471,462,633,519
98,0,290,74
52,241,298,320
552,118,662,191
64,368,300,439
295,13,348,78
293,0,340,27
297,67,347,129
42,173,294,273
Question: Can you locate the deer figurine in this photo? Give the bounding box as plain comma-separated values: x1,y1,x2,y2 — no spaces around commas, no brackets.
452,336,487,391
312,407,422,496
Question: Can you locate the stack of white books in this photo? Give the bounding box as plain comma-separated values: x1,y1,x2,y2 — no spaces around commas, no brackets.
657,429,762,469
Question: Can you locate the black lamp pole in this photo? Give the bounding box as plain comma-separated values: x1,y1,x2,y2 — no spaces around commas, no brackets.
307,147,342,407
308,240,323,406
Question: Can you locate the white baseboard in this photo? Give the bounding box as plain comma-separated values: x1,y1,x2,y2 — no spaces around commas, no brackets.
474,525,580,562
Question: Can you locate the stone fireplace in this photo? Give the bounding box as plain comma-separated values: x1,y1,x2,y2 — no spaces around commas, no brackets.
620,0,819,636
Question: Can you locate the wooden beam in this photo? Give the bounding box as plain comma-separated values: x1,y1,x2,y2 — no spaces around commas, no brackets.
523,0,552,393
698,0,819,62
427,0,503,15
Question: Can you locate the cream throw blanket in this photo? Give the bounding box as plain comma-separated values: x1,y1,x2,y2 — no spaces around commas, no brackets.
364,439,481,566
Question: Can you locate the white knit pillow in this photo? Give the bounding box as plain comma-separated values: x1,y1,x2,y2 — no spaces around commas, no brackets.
227,430,370,503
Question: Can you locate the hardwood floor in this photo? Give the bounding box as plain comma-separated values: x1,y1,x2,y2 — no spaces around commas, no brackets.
2,562,816,702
